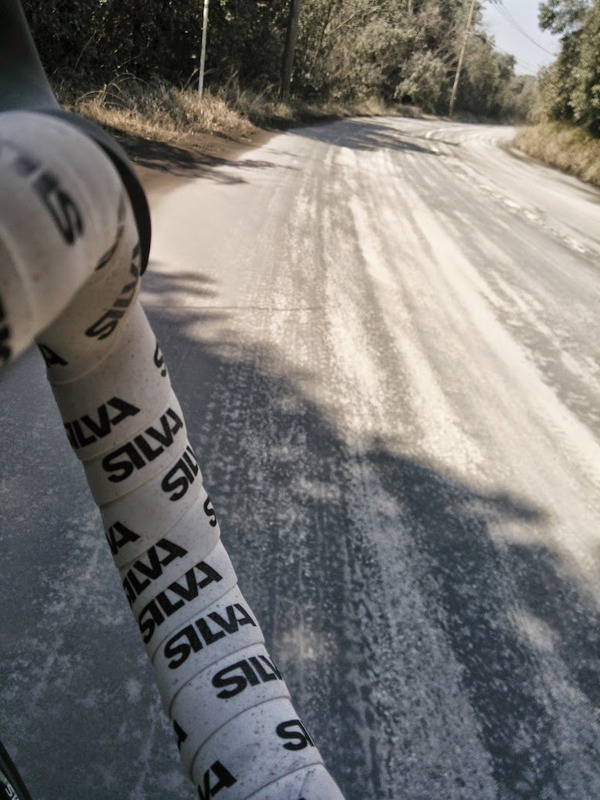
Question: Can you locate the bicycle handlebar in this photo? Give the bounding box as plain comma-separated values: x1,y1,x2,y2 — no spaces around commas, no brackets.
0,105,344,799
0,5,345,796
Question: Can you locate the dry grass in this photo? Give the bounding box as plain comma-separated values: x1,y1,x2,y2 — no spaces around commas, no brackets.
513,122,600,188
57,76,257,144
55,76,407,148
223,83,398,126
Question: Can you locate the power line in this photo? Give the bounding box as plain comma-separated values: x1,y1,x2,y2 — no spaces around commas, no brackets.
492,43,541,72
495,45,541,74
491,1,557,56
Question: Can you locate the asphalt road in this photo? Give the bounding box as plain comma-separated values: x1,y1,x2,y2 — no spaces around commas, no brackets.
1,116,600,799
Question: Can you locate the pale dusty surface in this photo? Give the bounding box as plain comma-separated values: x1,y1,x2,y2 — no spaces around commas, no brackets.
1,117,599,799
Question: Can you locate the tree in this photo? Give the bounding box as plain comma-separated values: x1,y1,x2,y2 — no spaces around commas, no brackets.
396,51,448,112
208,0,288,88
539,0,590,35
23,0,201,86
456,39,516,117
538,0,599,134
281,0,303,99
21,0,528,121
570,0,600,132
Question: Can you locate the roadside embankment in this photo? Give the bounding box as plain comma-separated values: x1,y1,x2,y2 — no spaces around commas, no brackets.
66,78,600,198
513,122,600,188
57,78,403,156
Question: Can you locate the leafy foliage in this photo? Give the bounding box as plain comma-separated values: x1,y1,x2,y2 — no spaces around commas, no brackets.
292,0,529,117
22,0,535,120
539,0,589,35
397,51,448,113
538,0,600,135
22,0,201,85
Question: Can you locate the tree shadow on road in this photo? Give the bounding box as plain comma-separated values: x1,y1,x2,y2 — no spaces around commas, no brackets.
109,127,281,185
142,269,600,800
293,117,440,156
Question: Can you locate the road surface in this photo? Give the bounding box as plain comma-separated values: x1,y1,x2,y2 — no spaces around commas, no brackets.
1,116,600,799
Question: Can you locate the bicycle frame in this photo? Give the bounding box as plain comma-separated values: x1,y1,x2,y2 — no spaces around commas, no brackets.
0,740,32,800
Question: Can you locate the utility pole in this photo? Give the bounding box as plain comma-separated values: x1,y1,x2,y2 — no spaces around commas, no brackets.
280,0,302,100
198,0,209,96
448,0,476,117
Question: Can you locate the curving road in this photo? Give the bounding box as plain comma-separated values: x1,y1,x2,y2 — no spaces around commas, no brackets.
2,116,600,799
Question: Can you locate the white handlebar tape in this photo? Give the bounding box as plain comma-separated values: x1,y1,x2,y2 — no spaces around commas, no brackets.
0,111,345,799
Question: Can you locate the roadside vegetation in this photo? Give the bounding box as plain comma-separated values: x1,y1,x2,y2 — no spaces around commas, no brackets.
59,78,259,145
56,75,403,149
514,121,600,186
22,0,599,187
24,0,534,148
514,0,600,187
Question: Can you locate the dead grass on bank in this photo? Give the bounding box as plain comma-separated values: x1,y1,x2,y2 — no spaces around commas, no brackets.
513,121,600,188
55,75,412,149
61,77,257,143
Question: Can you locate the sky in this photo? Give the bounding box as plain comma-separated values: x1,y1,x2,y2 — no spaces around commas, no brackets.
480,0,561,75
